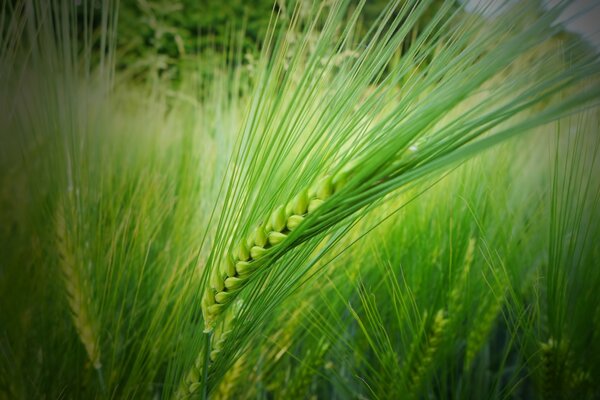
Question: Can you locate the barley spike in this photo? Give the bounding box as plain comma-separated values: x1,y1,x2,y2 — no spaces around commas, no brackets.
202,170,346,330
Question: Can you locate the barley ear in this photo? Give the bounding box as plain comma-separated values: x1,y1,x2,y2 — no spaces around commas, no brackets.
175,351,205,398
202,170,344,330
448,237,476,312
404,309,448,398
539,337,580,400
55,203,102,371
213,354,246,400
464,296,502,370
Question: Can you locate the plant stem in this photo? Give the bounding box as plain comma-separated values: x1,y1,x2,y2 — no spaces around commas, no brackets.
202,332,211,400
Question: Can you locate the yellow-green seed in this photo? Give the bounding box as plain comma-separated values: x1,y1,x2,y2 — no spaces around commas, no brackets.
308,198,324,213
317,175,333,199
271,205,287,232
268,231,287,246
210,270,225,292
253,225,267,247
250,246,267,259
207,303,225,316
293,189,309,215
332,160,357,192
187,368,200,383
189,382,201,393
245,234,255,250
332,172,347,192
204,287,215,306
215,291,234,304
224,276,244,290
236,260,260,276
287,214,304,231
285,202,294,217
224,256,236,277
237,241,250,261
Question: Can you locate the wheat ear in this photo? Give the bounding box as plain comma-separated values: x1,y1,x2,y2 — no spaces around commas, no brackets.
55,203,102,370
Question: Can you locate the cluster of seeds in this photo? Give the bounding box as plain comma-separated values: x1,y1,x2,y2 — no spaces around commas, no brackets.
202,168,352,330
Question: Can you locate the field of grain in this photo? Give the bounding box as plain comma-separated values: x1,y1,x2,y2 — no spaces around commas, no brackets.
1,1,599,398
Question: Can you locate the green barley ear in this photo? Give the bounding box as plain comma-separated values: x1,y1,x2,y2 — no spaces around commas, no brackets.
202,167,348,330
464,256,509,370
200,0,600,332
403,309,449,398
55,202,102,371
538,337,593,400
449,237,476,312
464,293,503,369
539,337,566,400
213,354,246,400
567,367,592,399
175,351,205,398
538,337,594,399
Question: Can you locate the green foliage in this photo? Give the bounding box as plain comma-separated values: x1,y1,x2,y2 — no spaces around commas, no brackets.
116,0,276,81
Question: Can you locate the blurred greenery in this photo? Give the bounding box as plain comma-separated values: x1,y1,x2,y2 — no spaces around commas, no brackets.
75,0,457,84
115,0,278,81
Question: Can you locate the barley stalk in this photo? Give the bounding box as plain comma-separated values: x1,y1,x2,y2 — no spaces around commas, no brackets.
55,203,102,371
